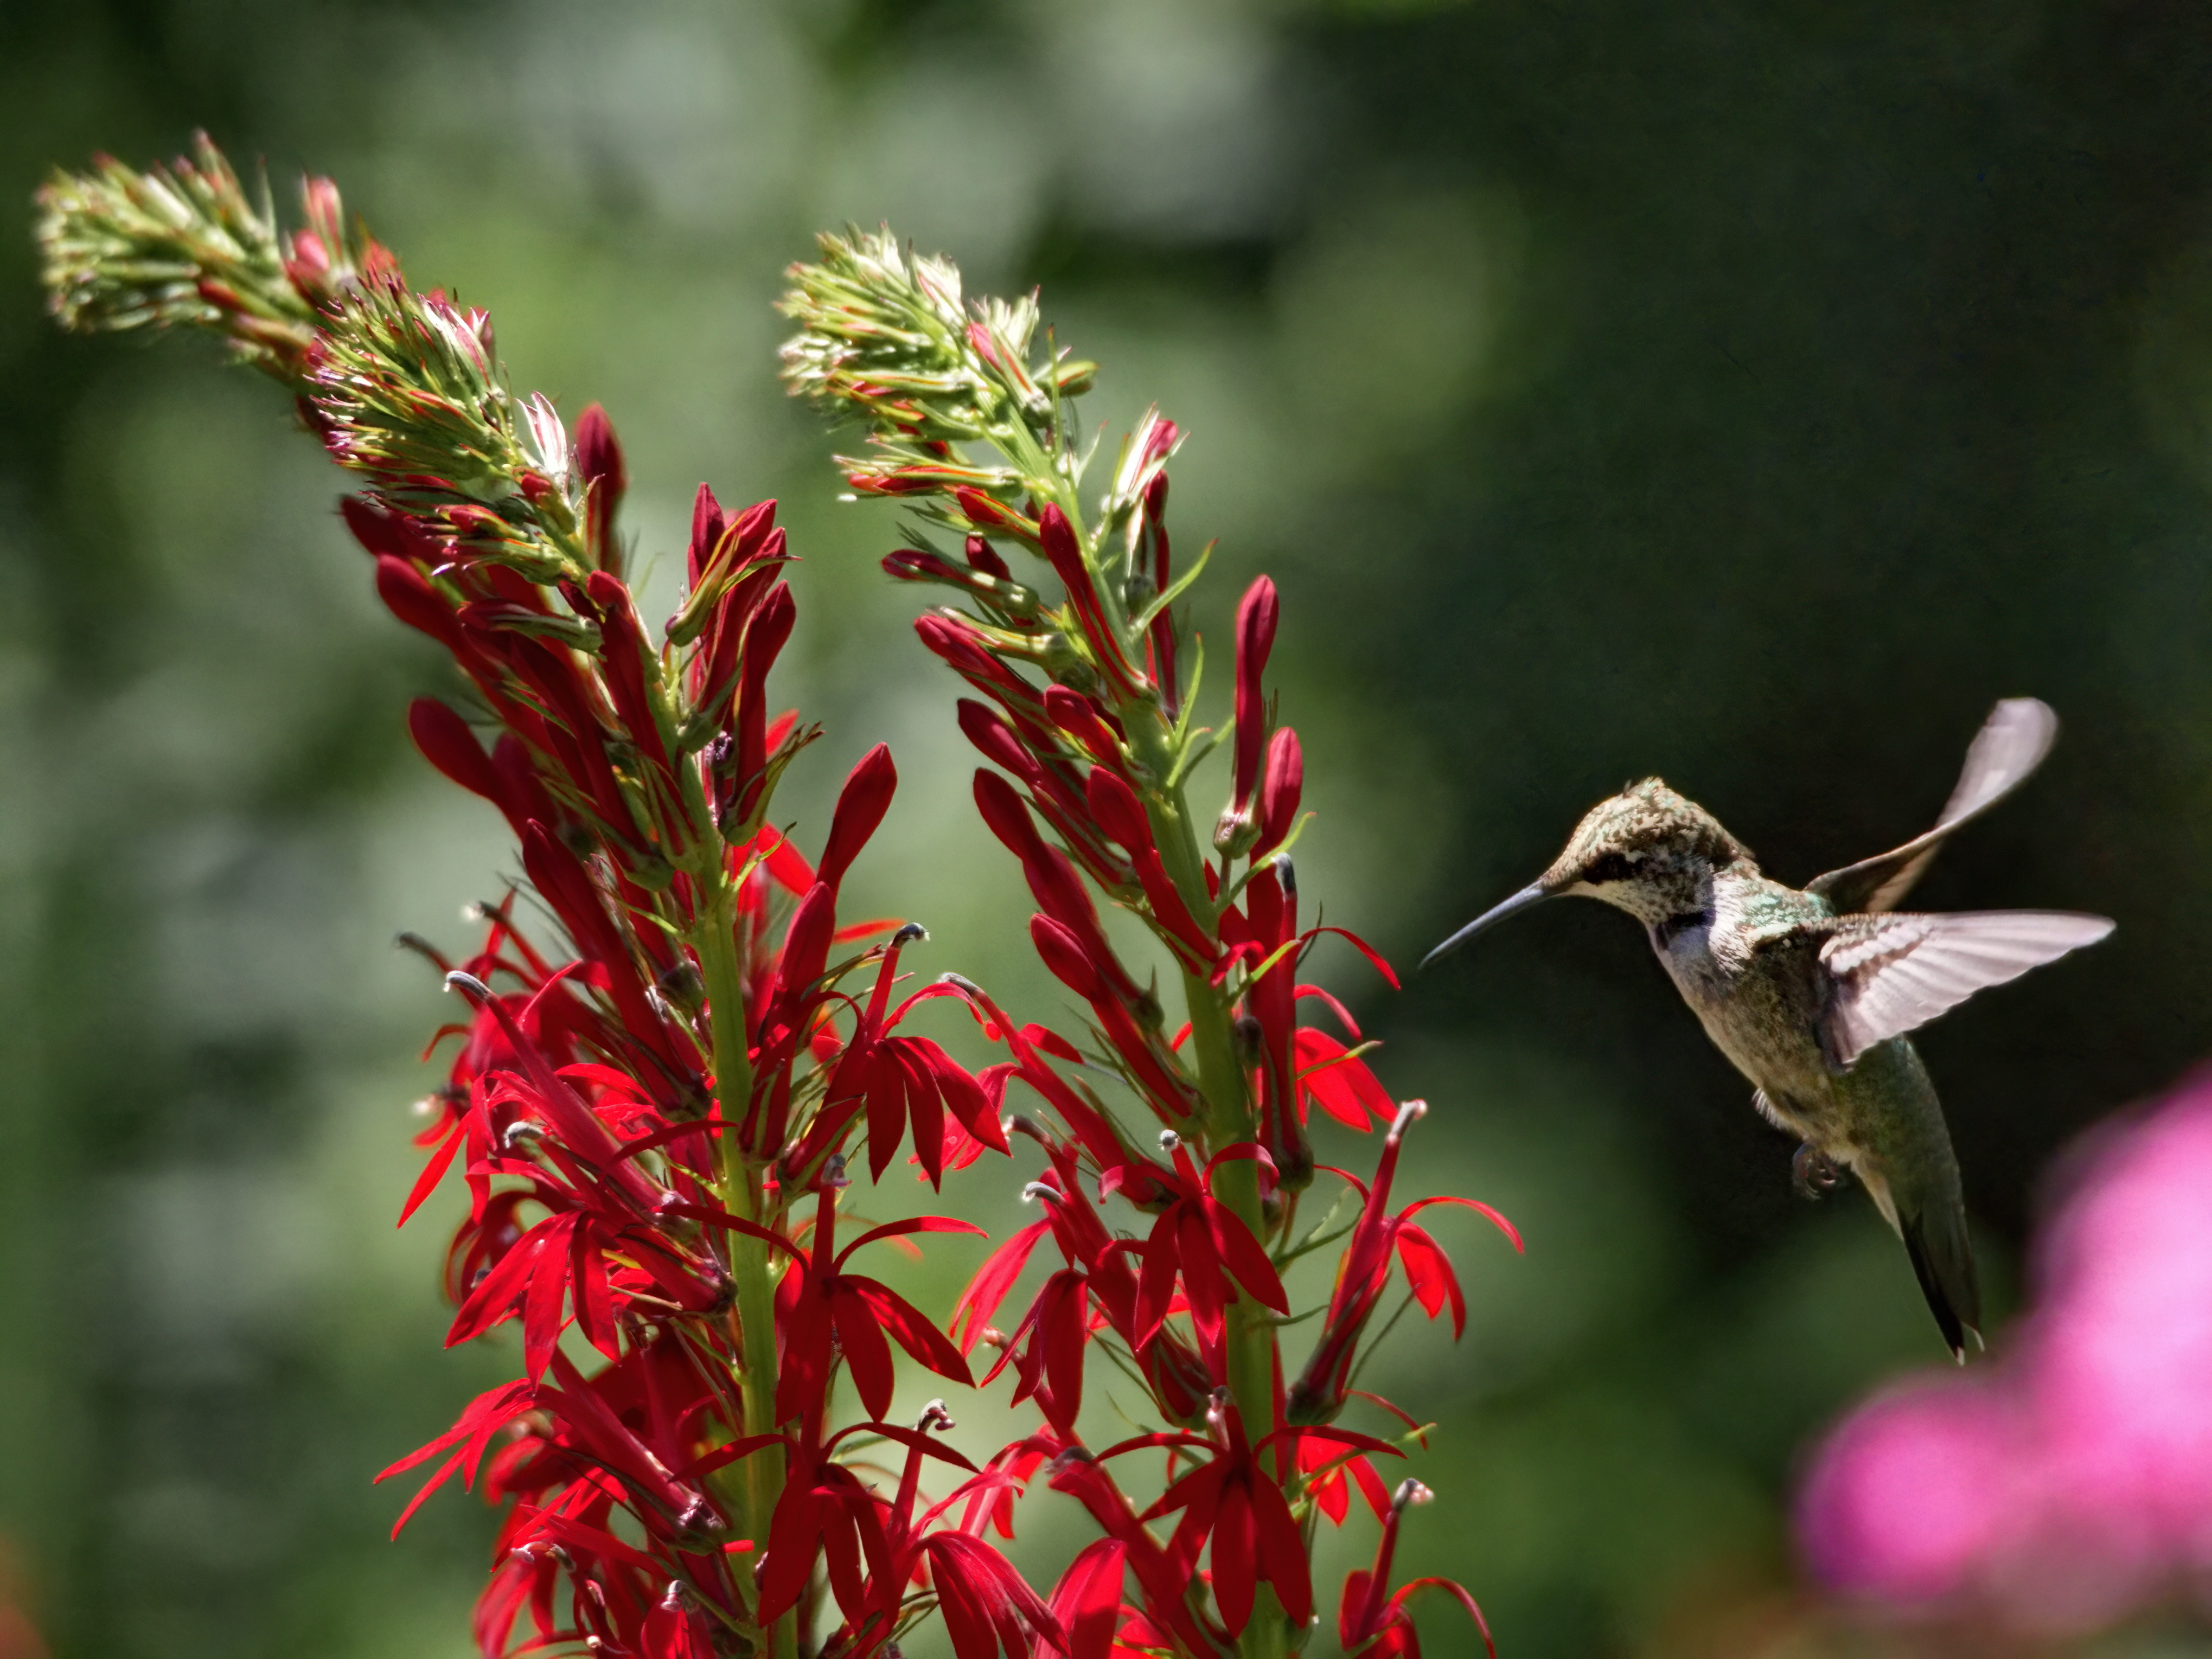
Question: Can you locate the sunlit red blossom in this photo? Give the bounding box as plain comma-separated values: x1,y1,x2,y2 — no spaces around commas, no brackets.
787,927,1007,1187
1048,1451,1218,1655
1088,1394,1403,1637
773,1180,981,1424
1126,1138,1289,1350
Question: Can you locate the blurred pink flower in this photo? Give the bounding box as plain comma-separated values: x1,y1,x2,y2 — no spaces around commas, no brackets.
1799,1065,2212,1632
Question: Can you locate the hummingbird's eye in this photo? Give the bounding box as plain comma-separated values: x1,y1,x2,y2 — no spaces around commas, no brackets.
1582,852,1638,886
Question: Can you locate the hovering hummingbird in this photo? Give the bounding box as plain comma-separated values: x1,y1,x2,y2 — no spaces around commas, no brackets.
1424,699,2113,1359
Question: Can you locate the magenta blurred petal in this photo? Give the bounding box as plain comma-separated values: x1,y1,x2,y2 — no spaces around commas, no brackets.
1797,1066,2212,1634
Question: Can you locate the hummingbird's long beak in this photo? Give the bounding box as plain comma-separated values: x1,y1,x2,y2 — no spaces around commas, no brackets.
1421,882,1552,968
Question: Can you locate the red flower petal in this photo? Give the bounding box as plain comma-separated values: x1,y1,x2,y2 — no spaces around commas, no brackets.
1043,1537,1126,1659
847,1276,974,1388
952,1219,1052,1353
1252,1474,1313,1625
1210,1478,1259,1634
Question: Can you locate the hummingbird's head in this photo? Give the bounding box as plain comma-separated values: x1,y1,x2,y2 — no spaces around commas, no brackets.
1423,778,1754,965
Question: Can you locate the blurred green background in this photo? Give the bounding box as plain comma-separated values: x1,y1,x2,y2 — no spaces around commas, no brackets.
5,1,2212,1655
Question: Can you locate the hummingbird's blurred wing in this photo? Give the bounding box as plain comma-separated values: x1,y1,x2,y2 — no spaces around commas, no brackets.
1817,909,2114,1067
1807,699,2060,915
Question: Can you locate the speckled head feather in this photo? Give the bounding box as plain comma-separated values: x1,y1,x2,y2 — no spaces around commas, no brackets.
1538,778,1756,908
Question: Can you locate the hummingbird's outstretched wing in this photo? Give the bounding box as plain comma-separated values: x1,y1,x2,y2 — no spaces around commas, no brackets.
1817,909,2115,1068
1808,699,2060,915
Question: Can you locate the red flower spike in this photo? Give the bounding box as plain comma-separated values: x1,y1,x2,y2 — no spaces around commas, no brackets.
1230,576,1279,809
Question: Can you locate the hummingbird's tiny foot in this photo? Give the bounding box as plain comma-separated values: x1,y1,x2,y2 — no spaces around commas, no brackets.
1792,1142,1845,1200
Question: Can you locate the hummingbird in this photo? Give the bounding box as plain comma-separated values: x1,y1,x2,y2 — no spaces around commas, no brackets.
1423,699,2113,1359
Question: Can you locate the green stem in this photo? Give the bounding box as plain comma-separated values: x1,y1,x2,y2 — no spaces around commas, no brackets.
1128,719,1292,1659
688,875,797,1659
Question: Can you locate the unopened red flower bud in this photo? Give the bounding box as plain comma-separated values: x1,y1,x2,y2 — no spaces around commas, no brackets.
965,534,1010,578
573,402,626,575
1252,725,1304,857
1230,576,1279,808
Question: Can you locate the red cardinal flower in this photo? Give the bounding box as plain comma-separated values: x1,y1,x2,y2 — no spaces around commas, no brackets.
1289,1102,1521,1424
1339,1481,1497,1659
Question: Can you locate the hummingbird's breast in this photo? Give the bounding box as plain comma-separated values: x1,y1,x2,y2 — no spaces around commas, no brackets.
1647,870,1838,1115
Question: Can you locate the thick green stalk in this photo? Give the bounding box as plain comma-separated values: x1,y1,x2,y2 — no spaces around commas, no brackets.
1128,716,1292,1659
687,875,797,1659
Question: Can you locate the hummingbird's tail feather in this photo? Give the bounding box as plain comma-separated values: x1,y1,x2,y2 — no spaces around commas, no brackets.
1898,1202,1982,1363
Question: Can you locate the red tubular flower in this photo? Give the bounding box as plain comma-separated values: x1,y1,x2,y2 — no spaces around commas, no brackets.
723,580,797,831
774,1186,981,1424
1287,1103,1521,1424
1338,1481,1496,1659
584,568,683,840
935,976,1165,1192
1128,1139,1289,1349
1294,1026,1395,1131
1093,1396,1403,1639
1040,1536,1127,1659
641,1583,714,1659
65,171,1552,1659
1030,915,1201,1126
954,486,1038,543
1047,1452,1214,1655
